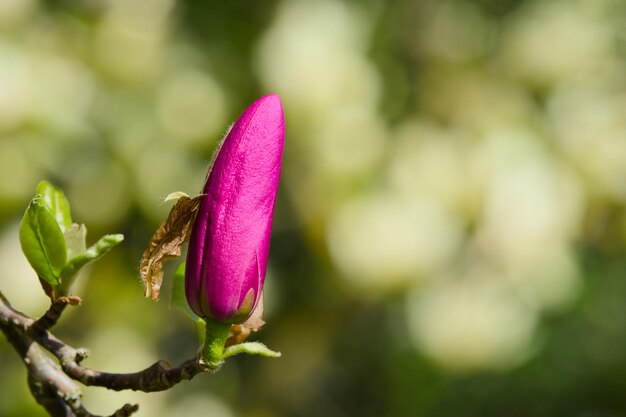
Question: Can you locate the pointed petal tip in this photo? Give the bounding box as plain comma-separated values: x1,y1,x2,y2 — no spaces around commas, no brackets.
259,93,281,104
255,94,283,116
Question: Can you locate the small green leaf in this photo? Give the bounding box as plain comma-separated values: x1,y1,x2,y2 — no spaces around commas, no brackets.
171,262,199,321
223,342,281,359
19,198,67,286
36,181,72,232
64,223,87,260
60,234,124,285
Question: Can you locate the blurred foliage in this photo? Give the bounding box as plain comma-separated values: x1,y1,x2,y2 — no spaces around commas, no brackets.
1,0,626,416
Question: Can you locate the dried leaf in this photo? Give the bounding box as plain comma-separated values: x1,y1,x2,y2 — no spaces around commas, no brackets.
140,193,203,300
164,191,190,202
243,293,265,331
226,325,250,347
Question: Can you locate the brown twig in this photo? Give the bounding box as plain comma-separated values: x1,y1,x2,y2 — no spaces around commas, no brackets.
32,296,80,331
0,293,104,417
38,329,205,392
0,291,207,416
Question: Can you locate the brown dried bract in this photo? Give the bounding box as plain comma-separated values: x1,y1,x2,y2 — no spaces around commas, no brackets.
226,325,251,347
226,293,265,346
243,293,265,331
140,193,203,300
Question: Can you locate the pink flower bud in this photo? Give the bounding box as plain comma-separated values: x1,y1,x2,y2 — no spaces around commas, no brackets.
185,95,285,323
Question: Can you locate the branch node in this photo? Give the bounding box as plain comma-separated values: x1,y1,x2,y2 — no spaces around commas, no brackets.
111,403,139,417
156,360,172,370
57,296,82,306
76,348,91,363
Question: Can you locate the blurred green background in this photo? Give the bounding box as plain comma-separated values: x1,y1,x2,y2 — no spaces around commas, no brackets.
1,0,626,416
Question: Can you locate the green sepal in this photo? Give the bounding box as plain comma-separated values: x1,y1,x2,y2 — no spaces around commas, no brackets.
198,315,280,372
19,197,67,286
171,262,206,341
36,181,72,233
171,262,199,322
223,342,281,360
59,234,124,293
196,319,207,346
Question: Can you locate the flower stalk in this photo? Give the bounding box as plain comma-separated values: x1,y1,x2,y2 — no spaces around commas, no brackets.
200,318,231,370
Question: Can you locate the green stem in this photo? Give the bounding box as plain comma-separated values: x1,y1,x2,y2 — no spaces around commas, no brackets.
199,318,230,370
